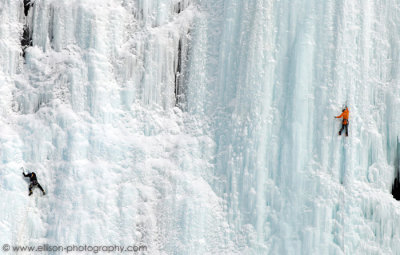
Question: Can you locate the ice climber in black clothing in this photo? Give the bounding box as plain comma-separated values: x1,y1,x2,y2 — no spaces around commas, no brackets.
23,170,45,196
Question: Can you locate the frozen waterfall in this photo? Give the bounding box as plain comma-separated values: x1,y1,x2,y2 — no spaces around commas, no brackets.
1,0,400,254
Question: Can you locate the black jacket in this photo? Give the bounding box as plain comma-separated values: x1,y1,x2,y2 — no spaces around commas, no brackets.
23,172,38,183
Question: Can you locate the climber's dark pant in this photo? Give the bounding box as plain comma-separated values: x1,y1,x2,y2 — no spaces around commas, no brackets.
29,181,44,193
339,123,348,136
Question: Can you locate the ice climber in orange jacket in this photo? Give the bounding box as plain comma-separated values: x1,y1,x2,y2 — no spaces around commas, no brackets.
335,107,349,136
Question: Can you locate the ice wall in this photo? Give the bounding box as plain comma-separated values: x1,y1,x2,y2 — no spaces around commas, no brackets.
1,0,400,254
1,0,228,254
187,0,400,254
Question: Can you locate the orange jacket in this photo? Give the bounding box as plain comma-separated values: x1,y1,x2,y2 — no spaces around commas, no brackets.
336,108,349,124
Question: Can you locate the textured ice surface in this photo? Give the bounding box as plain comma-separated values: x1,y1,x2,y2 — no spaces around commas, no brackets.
1,0,400,254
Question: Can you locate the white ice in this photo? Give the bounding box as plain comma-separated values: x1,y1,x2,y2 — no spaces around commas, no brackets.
0,0,400,254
